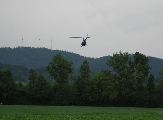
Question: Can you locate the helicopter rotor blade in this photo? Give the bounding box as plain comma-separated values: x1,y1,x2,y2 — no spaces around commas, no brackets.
69,37,83,38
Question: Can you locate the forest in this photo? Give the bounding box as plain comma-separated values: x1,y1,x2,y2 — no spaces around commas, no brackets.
1,48,163,107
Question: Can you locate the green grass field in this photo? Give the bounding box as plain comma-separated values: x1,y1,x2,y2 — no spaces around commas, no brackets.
0,105,163,120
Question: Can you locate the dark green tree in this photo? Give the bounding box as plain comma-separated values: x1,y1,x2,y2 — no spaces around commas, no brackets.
15,82,27,104
28,69,38,85
159,69,163,85
27,70,51,105
27,69,38,104
106,51,150,107
106,51,135,106
147,74,155,94
145,74,156,107
79,60,90,80
155,69,163,107
89,70,116,106
46,53,73,105
133,52,150,86
132,52,151,106
0,70,16,104
74,60,90,105
46,53,73,85
33,74,50,105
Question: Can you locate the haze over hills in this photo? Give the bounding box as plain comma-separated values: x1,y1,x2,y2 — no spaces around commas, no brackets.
0,47,163,82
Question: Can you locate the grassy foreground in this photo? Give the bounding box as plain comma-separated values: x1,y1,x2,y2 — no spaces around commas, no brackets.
0,105,163,120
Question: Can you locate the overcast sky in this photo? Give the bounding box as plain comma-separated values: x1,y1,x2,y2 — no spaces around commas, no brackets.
1,0,163,58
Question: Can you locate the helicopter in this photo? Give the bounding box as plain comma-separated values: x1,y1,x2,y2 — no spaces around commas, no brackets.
69,34,91,47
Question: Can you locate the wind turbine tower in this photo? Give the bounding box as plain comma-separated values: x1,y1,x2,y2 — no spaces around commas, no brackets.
22,37,23,47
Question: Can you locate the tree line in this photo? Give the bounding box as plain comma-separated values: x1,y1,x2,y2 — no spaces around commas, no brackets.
0,52,163,107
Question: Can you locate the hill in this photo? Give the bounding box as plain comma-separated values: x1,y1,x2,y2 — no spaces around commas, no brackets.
0,47,96,68
0,47,163,82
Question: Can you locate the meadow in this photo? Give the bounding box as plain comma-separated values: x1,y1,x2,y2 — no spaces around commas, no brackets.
0,105,163,120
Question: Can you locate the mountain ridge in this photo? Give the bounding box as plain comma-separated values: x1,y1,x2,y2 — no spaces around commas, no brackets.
0,47,163,82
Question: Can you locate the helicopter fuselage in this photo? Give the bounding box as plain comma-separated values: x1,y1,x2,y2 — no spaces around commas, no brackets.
81,41,86,46
81,38,87,47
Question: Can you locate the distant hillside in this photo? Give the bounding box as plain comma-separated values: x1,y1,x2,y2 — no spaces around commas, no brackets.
0,63,29,82
0,47,109,72
0,47,96,68
0,47,163,82
147,57,163,80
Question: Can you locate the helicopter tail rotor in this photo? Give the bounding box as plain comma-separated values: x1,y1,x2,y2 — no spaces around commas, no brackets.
86,34,90,38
